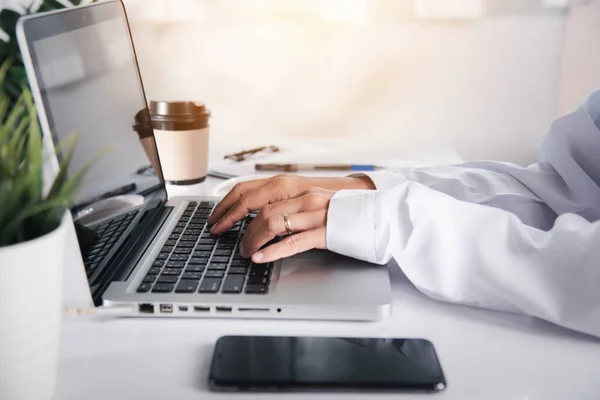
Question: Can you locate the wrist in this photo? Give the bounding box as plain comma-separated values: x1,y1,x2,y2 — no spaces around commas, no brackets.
343,175,376,190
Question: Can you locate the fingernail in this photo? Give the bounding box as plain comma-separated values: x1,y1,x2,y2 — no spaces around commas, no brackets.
252,252,264,262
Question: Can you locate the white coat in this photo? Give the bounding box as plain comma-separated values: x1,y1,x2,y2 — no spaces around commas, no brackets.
326,89,600,338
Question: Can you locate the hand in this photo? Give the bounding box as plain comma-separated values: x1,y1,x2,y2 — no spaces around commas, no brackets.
208,174,374,235
240,187,335,263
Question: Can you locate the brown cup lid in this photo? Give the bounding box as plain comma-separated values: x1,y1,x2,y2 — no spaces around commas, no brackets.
132,108,153,138
149,101,210,131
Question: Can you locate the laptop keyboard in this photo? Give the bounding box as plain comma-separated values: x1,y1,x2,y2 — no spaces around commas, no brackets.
84,210,140,279
136,201,273,295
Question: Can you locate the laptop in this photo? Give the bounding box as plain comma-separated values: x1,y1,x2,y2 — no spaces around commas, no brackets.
17,0,392,320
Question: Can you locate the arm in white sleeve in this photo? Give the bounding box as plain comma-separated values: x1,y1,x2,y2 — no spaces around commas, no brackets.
327,184,600,338
328,89,600,337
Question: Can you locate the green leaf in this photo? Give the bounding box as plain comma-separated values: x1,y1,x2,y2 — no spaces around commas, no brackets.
0,9,21,42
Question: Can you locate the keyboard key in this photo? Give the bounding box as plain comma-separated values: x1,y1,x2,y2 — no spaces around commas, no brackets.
157,275,178,284
192,251,212,258
177,242,195,248
142,275,156,283
184,229,201,236
169,233,181,240
152,283,174,293
161,246,174,253
88,262,100,271
198,238,216,245
245,284,268,294
137,283,152,293
228,267,247,275
156,253,169,260
170,254,189,261
153,260,165,267
175,222,187,228
185,264,205,273
211,256,230,263
174,248,192,255
213,249,232,257
188,201,198,207
222,275,245,293
165,239,178,246
175,280,199,293
166,261,186,268
182,272,202,280
172,227,184,234
231,260,250,267
249,268,270,278
147,267,162,275
200,201,214,208
185,266,205,273
205,270,224,278
162,268,183,276
199,278,222,293
195,245,213,251
189,257,208,265
207,263,227,271
248,276,269,285
181,235,198,242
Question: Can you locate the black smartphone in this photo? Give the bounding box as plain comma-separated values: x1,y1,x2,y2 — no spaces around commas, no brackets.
208,336,446,393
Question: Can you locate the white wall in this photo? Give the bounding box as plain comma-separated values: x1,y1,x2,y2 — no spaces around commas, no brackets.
556,0,600,116
4,0,597,165
127,5,565,165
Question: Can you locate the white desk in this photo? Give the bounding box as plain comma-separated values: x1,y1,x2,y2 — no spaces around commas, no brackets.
55,144,600,400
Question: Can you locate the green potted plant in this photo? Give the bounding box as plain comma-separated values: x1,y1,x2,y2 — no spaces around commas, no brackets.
0,61,94,400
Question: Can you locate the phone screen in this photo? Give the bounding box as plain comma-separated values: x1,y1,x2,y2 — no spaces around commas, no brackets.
209,336,446,392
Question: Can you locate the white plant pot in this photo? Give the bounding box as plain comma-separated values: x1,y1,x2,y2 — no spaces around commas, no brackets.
0,215,69,400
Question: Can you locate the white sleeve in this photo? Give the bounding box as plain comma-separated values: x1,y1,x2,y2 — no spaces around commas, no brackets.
327,88,600,337
326,183,600,338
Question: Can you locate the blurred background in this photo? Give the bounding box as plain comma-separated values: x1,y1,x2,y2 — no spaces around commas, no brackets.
3,0,600,166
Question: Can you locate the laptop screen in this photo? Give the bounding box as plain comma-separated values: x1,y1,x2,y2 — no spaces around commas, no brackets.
21,1,166,210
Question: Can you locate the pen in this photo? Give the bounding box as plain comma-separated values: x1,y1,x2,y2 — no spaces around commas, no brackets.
255,164,382,172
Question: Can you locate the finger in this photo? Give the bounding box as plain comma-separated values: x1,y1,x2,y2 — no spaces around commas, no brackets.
242,210,327,257
252,227,327,264
208,178,271,225
211,179,289,234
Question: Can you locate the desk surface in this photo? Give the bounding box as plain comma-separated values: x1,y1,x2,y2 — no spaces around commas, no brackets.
55,144,600,400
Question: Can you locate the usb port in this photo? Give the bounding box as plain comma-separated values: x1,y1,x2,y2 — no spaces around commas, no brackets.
194,306,210,312
178,306,189,312
160,304,173,313
216,306,232,313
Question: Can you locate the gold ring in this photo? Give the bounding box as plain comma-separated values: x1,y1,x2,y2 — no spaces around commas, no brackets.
283,214,292,235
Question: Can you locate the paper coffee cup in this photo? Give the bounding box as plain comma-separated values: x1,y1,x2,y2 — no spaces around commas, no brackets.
149,101,211,185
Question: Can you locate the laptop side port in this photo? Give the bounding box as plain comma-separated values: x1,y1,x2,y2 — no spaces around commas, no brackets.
178,305,189,312
139,304,154,314
159,304,173,313
216,306,232,313
194,306,210,312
